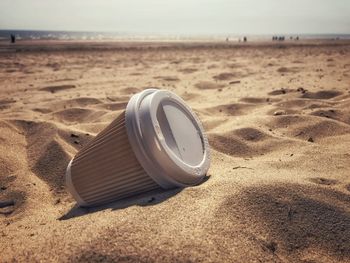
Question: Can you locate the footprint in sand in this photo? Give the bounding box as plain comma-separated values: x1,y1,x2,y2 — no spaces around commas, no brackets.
240,97,274,104
180,92,200,101
46,63,61,71
195,81,224,90
0,200,15,215
120,87,141,95
277,67,301,73
226,62,244,69
154,76,180,82
129,72,142,76
0,99,16,110
309,177,338,186
97,102,128,111
301,90,342,100
5,69,17,73
32,108,52,114
178,68,198,74
213,72,236,81
268,108,298,116
40,85,76,93
0,191,25,216
268,88,294,96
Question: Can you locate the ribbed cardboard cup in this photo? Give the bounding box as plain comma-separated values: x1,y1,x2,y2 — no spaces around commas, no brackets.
66,89,211,207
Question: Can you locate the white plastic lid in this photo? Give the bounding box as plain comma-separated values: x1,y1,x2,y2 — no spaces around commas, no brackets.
125,89,211,189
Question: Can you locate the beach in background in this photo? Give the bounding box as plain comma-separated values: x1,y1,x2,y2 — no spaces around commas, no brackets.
1,29,350,41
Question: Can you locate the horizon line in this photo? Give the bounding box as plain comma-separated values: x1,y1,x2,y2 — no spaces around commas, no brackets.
0,29,350,36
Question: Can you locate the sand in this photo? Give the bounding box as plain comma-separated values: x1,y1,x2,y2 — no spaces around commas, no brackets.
0,40,350,262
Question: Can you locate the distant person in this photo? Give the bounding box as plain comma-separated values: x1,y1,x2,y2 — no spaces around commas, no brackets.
296,36,299,41
243,36,247,42
10,34,16,43
226,37,229,42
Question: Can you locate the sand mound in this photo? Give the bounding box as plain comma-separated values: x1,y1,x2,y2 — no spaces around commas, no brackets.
0,121,33,218
234,127,269,141
208,127,288,157
30,139,71,190
67,97,102,107
310,109,350,125
52,108,106,123
274,98,335,109
12,120,73,191
200,103,257,116
46,98,103,113
10,119,94,194
0,121,27,175
270,115,350,142
220,184,350,261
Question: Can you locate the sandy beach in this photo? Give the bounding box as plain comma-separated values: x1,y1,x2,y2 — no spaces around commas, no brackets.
0,40,350,262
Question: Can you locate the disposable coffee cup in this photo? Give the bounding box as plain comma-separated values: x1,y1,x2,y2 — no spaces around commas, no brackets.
66,89,211,207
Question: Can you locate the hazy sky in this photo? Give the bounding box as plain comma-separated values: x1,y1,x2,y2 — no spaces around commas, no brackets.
0,0,349,34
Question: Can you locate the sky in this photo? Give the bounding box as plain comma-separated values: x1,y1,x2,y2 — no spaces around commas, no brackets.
0,0,349,35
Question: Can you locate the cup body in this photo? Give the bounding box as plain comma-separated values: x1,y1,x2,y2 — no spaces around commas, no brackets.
66,111,160,207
